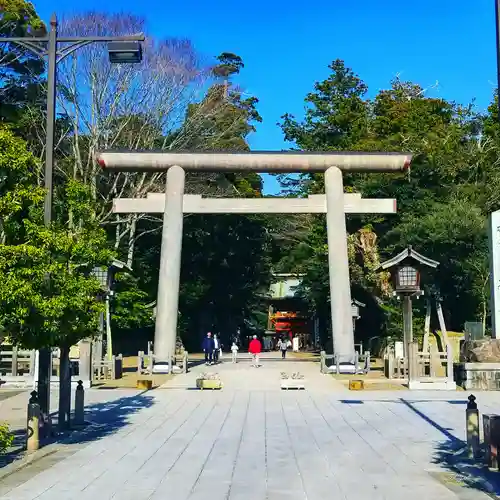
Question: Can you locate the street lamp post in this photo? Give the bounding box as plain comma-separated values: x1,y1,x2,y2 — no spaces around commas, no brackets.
0,13,144,423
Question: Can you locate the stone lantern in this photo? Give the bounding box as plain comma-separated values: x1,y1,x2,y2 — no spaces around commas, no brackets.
377,246,439,357
91,258,132,361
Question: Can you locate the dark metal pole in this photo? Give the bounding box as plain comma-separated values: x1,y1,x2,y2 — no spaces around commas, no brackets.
496,0,500,121
37,12,58,424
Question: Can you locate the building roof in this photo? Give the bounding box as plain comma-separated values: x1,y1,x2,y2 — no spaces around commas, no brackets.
377,245,439,270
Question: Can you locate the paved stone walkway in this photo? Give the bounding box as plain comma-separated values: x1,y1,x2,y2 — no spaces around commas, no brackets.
160,353,346,391
2,363,500,499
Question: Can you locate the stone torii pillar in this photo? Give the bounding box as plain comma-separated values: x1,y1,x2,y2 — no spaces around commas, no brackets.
154,165,184,363
98,151,411,369
325,166,352,362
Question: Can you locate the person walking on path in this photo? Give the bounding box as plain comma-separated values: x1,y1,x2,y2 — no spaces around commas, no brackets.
231,342,239,363
202,332,215,365
280,336,288,359
248,335,262,367
213,334,220,364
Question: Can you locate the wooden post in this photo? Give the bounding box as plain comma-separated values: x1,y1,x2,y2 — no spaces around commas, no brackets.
408,341,419,383
402,295,413,359
26,391,40,453
429,344,439,378
446,344,454,383
466,395,480,459
435,299,450,349
422,298,431,353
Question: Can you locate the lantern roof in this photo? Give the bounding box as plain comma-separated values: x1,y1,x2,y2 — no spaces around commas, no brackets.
377,245,439,271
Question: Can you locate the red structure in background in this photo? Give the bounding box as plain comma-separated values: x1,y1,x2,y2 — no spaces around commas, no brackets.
269,311,308,340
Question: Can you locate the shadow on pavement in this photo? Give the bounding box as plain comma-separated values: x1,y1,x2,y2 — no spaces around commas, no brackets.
0,391,155,469
62,392,155,445
401,398,500,497
339,397,500,497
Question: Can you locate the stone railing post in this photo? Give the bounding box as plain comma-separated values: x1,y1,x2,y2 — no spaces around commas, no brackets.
74,380,85,426
11,345,18,376
26,390,40,453
137,351,144,374
466,394,480,459
320,351,326,373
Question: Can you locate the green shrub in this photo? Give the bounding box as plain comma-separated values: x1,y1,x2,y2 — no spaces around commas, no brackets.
0,423,13,453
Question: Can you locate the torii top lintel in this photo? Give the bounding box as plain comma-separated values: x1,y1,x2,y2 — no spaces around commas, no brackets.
96,150,412,173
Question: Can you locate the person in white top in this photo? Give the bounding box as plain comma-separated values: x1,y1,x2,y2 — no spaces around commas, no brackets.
213,334,220,364
231,342,239,363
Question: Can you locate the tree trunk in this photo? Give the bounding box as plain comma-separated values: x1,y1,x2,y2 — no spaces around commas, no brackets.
58,345,72,430
126,214,137,269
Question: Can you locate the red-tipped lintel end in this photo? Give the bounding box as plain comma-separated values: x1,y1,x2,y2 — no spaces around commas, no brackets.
97,157,106,169
393,199,397,212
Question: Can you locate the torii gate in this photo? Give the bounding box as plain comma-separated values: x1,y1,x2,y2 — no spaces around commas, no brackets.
98,151,411,371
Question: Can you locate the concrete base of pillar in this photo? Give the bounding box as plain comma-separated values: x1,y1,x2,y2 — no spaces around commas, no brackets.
327,363,357,374
152,363,182,374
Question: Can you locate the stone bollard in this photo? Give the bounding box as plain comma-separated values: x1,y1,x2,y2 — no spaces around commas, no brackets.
26,390,40,453
74,380,85,426
466,394,480,459
483,413,500,468
320,351,326,373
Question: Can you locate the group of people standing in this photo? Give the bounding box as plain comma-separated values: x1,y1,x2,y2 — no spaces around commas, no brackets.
201,332,222,365
202,332,291,366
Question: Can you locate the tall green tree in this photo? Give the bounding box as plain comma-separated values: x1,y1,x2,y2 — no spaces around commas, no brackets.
277,59,494,347
0,126,112,427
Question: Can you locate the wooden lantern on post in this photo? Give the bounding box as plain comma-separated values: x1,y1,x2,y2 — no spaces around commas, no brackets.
377,246,439,358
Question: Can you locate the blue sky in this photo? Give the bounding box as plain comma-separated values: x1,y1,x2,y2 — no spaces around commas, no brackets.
34,0,497,194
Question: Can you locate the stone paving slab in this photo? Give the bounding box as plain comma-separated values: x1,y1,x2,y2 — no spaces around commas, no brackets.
1,389,500,499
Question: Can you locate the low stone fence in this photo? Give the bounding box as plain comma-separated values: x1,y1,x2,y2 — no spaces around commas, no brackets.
455,363,500,391
320,351,370,375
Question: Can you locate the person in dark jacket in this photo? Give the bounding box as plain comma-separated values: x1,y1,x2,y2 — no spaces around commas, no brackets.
202,332,215,365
